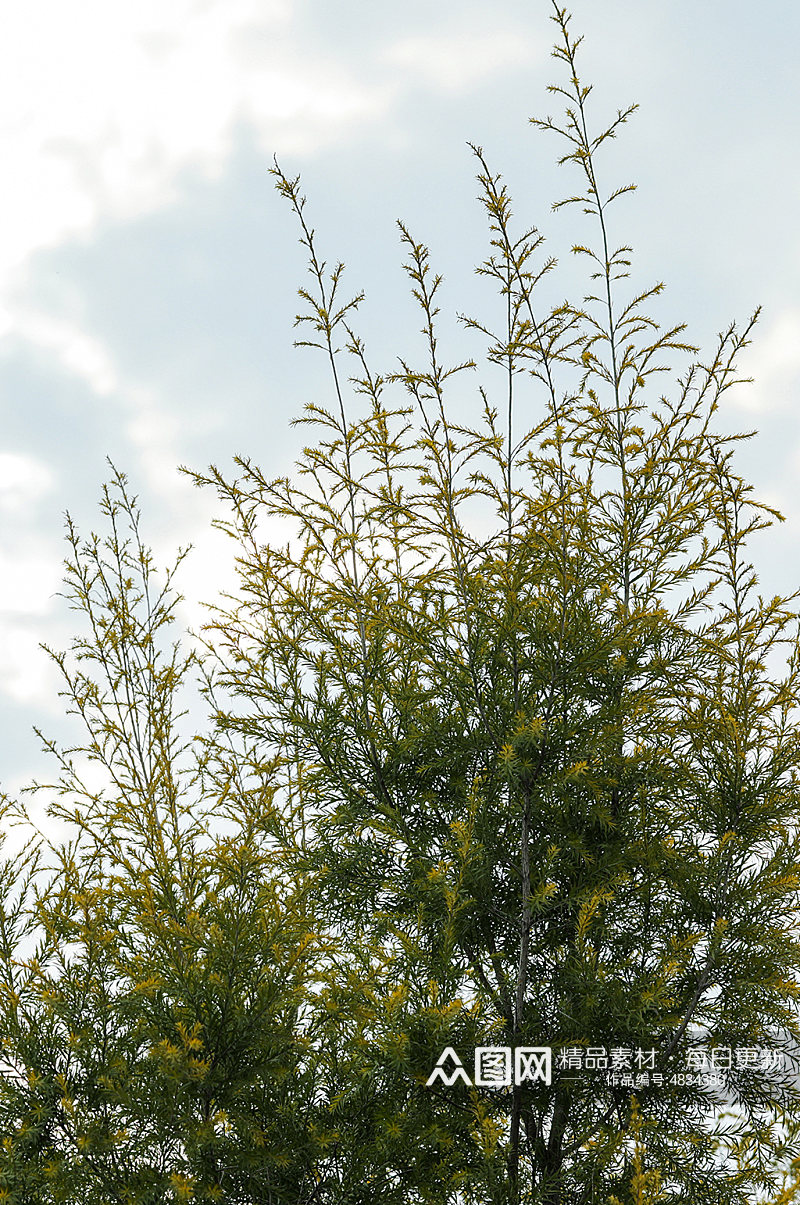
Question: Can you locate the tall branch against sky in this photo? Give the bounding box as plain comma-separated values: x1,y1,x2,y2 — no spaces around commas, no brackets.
1,1,799,794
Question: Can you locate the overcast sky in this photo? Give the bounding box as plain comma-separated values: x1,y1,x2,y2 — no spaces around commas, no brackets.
1,0,799,794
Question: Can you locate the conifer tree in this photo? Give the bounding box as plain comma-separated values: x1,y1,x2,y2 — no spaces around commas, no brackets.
1,473,450,1203
195,4,800,1202
2,4,800,1204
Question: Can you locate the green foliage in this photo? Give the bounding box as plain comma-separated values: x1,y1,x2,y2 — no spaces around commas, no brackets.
0,473,472,1203
195,4,800,1201
2,4,800,1203
0,473,320,1202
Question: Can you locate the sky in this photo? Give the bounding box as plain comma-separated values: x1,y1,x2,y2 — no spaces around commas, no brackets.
1,0,799,796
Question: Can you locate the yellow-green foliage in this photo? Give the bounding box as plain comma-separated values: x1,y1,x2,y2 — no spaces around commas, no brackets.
607,1100,666,1205
3,4,800,1203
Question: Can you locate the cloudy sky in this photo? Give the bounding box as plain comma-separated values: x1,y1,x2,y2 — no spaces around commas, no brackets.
1,0,799,793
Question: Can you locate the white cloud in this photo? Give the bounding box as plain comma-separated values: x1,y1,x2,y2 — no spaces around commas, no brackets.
0,0,400,503
0,549,60,617
0,1,540,310
5,310,119,393
733,308,800,413
0,452,54,514
0,453,61,708
173,517,239,636
0,0,386,304
0,621,60,705
384,25,541,93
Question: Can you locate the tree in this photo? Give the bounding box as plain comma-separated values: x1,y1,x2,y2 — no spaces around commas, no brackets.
194,4,800,1202
3,4,800,1204
0,473,447,1203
